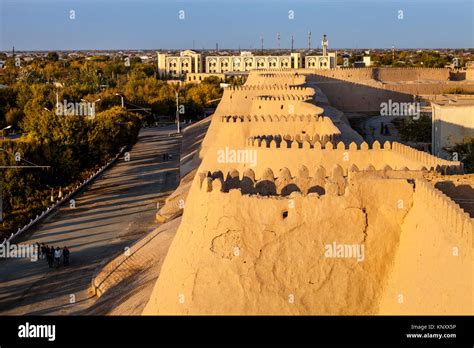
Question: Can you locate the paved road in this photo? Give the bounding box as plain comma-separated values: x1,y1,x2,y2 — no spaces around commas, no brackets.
0,126,181,315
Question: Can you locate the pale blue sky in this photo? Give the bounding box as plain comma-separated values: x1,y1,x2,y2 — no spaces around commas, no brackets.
0,0,473,51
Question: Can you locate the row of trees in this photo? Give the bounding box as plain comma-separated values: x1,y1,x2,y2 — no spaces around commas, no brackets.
335,50,470,68
371,50,465,68
0,107,142,240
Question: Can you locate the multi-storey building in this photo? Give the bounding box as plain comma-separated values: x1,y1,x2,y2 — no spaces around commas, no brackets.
157,49,202,78
205,52,302,73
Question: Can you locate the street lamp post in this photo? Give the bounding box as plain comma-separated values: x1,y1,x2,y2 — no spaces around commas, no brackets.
175,89,180,134
115,93,124,108
81,98,101,103
170,83,182,134
1,125,12,140
81,98,101,118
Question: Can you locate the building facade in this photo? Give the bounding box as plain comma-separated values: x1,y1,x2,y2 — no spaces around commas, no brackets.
157,50,202,78
205,52,302,73
304,52,337,69
431,96,474,158
304,34,337,69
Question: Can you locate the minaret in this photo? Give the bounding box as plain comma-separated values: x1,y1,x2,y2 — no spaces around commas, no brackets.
291,35,294,52
277,32,281,49
322,34,328,56
308,31,312,51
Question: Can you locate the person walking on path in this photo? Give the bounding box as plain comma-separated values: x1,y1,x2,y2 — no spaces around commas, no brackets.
35,243,40,259
40,243,46,260
46,246,54,268
54,247,62,268
62,246,70,266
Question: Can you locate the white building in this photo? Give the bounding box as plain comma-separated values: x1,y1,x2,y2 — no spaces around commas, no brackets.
157,50,202,78
431,96,474,158
205,52,302,73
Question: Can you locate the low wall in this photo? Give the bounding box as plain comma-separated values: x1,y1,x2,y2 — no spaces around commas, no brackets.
379,179,473,314
310,79,414,112
376,68,450,82
92,217,180,298
180,117,212,177
383,82,474,95
305,67,451,82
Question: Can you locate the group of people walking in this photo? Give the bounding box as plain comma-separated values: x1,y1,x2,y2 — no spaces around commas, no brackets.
36,243,70,268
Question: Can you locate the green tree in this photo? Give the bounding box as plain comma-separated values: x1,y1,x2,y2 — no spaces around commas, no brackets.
46,52,59,62
395,114,431,143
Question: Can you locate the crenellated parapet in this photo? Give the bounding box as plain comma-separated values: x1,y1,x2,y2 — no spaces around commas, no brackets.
248,133,341,147
391,142,462,174
257,72,303,78
226,85,311,92
253,95,312,101
248,138,389,150
198,165,348,197
246,140,463,174
415,179,473,249
220,114,328,123
254,68,296,73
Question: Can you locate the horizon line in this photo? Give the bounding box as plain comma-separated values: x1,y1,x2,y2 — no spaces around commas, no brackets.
2,47,473,53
